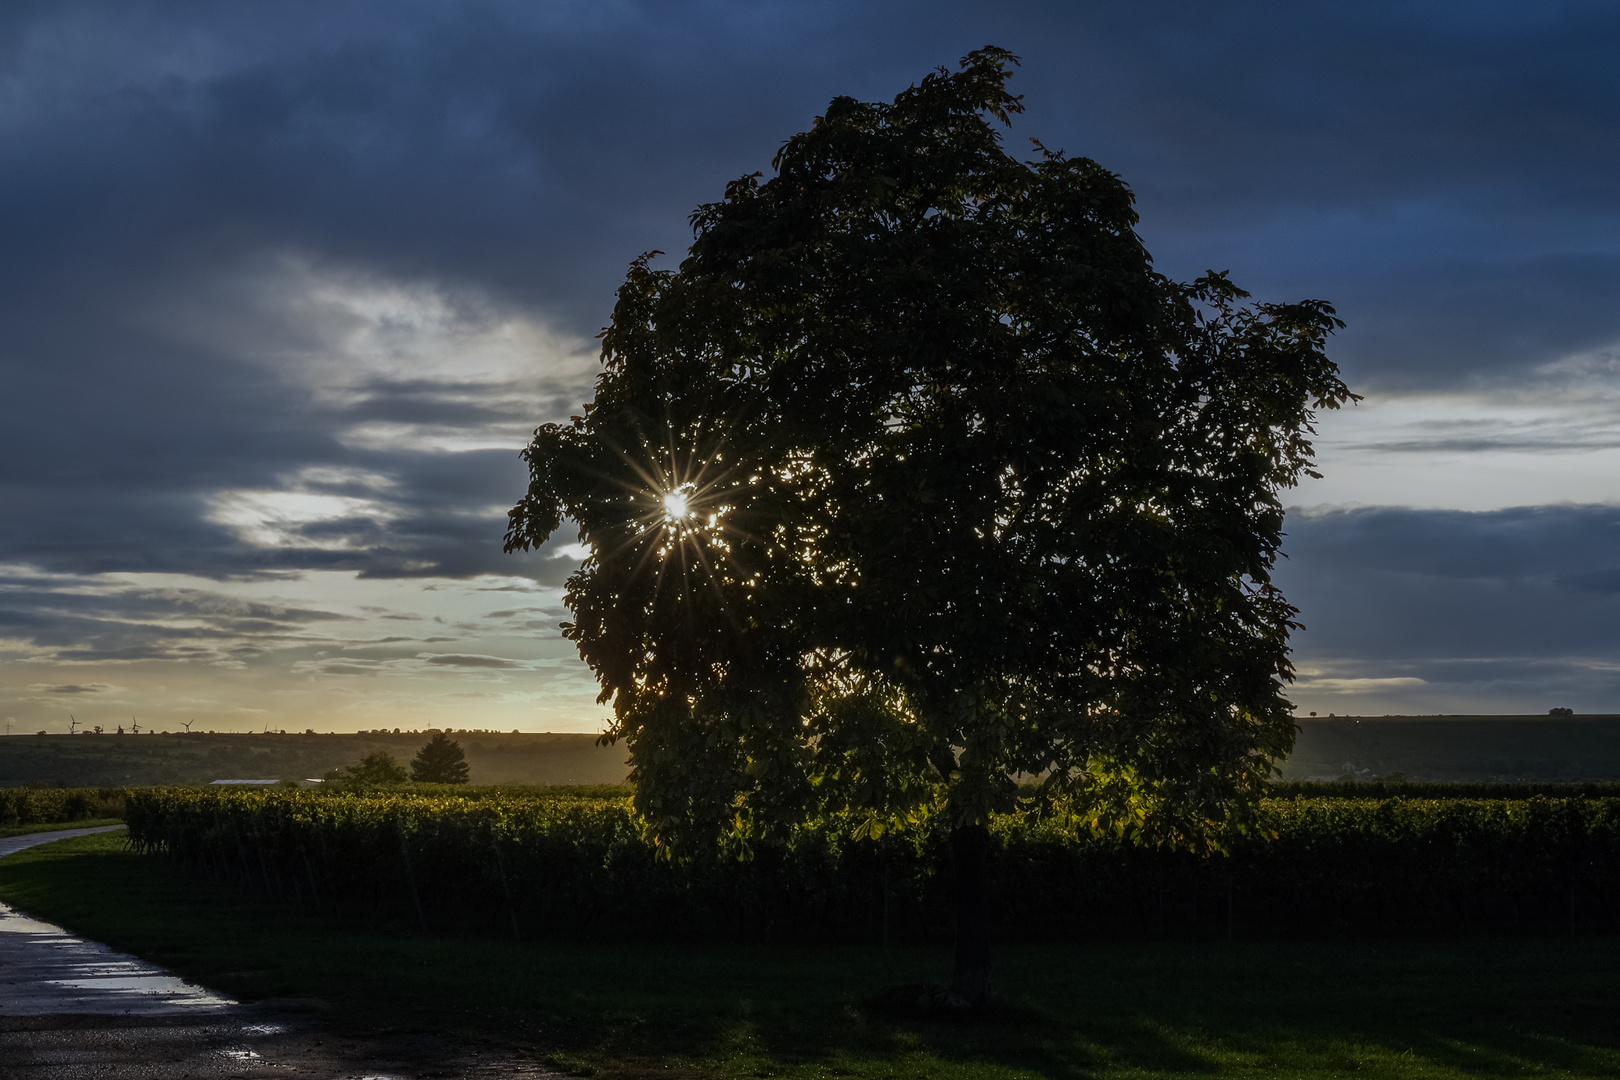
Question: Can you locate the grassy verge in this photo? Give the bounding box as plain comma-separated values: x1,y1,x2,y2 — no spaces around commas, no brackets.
1,833,1618,1079
0,817,122,839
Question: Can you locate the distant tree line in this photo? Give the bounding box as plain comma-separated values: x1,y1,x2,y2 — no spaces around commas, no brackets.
325,731,470,789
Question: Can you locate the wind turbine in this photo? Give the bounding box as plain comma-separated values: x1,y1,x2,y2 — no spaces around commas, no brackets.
130,716,140,734
180,718,195,733
68,714,79,735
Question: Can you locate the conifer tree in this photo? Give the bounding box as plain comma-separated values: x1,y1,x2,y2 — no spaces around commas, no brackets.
410,731,470,784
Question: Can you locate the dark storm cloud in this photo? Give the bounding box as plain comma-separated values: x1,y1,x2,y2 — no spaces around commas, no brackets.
1307,252,1620,388
1275,505,1620,708
982,3,1620,387
0,0,806,592
1023,5,1620,209
0,0,902,334
1283,505,1620,585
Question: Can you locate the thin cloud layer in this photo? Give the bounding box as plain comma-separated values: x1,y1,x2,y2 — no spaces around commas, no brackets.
1277,505,1620,713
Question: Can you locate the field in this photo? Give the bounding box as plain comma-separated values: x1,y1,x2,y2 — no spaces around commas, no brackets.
1281,716,1620,780
0,730,630,787
1,830,1616,1079
0,716,1612,1080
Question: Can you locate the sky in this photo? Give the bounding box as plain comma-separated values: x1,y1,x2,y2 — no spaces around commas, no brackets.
3,1,1620,734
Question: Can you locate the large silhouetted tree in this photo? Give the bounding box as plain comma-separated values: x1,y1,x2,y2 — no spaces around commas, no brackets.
506,48,1354,1007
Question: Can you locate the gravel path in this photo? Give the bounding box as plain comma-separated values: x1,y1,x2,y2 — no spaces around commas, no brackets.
0,824,563,1078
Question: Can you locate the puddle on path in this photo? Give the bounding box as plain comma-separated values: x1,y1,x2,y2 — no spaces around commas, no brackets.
0,902,238,1015
0,827,570,1076
0,825,237,1016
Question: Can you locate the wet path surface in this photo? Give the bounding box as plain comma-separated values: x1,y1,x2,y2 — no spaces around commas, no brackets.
0,1014,569,1080
0,826,563,1078
0,826,236,1017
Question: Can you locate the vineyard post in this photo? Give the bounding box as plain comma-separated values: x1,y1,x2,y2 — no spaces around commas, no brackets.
399,819,428,933
491,831,520,941
251,825,278,902
300,845,322,913
316,822,337,919
235,823,253,890
882,860,890,954
1570,872,1577,937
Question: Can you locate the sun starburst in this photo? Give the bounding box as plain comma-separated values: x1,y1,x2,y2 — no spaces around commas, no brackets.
662,486,692,521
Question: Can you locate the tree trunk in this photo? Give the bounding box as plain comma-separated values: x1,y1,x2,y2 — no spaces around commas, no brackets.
949,821,992,1007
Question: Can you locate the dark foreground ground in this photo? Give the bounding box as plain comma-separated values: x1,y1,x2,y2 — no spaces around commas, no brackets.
1,832,1618,1079
0,1014,565,1079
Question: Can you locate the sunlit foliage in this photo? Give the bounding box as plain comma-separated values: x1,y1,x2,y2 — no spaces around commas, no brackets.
127,787,1620,940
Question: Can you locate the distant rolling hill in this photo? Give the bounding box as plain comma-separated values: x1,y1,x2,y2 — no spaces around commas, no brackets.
1282,715,1620,781
0,730,629,788
5,716,1618,789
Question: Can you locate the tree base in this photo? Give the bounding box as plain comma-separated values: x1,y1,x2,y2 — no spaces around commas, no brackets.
916,987,975,1014
949,822,993,1008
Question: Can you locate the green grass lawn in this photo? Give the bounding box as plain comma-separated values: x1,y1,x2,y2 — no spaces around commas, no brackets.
0,817,122,839
1,832,1617,1079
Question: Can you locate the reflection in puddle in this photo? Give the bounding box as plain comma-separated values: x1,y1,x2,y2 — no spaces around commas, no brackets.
46,974,232,1006
0,914,70,935
0,900,237,1015
49,975,205,992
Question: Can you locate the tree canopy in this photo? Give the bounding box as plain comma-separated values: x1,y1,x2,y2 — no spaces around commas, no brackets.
331,751,408,790
410,731,470,784
506,47,1354,1004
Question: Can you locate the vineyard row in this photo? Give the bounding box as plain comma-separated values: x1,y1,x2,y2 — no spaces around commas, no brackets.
123,788,1620,942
